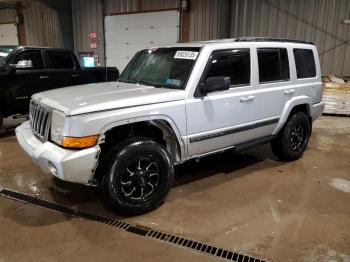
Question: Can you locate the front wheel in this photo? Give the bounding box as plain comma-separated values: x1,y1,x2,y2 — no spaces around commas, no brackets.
271,112,311,161
101,138,174,215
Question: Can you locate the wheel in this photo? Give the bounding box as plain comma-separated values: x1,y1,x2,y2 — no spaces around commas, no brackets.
271,112,311,161
101,138,174,215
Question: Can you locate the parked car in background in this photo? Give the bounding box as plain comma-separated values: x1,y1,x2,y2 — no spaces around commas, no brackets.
0,46,119,128
16,37,324,215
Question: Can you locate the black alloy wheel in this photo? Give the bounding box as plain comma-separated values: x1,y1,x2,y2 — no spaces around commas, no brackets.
120,156,161,202
271,112,311,161
102,138,174,215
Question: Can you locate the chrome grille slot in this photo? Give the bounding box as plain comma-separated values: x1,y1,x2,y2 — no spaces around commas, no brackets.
29,100,52,141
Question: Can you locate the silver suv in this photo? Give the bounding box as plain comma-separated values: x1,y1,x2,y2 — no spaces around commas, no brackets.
16,37,325,215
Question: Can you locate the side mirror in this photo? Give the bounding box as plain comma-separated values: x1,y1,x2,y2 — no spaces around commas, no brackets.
11,60,33,70
199,76,231,96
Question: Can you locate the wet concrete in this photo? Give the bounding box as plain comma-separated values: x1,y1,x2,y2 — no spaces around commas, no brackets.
0,116,349,261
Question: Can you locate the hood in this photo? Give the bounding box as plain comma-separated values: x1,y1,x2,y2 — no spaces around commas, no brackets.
32,82,186,116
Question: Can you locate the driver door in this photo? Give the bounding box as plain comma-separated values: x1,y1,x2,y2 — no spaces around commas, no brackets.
9,49,50,114
186,48,275,157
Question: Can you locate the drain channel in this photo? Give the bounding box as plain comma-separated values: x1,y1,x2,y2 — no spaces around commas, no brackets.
0,187,265,262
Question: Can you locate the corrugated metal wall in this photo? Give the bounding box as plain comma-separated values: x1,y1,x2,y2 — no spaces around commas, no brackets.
0,8,17,24
104,0,179,14
23,0,63,48
189,0,220,41
229,0,350,76
71,0,104,64
70,0,349,75
71,0,180,66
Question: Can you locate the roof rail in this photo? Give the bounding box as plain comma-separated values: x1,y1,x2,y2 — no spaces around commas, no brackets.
233,37,314,45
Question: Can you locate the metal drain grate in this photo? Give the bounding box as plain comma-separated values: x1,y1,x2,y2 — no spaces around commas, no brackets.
0,187,265,262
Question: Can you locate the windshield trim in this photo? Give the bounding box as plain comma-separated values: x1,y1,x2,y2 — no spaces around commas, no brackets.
118,47,202,90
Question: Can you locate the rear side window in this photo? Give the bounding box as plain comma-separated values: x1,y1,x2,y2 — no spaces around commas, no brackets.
204,49,250,86
258,48,289,83
15,50,44,69
293,49,316,78
47,51,75,69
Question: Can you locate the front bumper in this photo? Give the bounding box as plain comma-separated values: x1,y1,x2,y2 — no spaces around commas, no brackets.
15,121,100,185
311,101,325,121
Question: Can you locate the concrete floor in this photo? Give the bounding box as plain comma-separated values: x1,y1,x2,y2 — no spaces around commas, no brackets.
0,116,349,262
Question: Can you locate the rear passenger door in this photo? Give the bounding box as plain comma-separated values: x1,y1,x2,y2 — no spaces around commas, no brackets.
187,48,275,157
255,47,292,122
45,50,82,89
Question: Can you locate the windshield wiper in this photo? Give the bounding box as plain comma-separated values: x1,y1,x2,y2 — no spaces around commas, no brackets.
136,80,163,88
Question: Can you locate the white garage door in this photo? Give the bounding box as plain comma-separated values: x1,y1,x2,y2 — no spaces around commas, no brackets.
105,10,179,71
0,23,18,45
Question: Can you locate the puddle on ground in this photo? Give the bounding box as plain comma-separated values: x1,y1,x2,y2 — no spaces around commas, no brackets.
329,178,350,193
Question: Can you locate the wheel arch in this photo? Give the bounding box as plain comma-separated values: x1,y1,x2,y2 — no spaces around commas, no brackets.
98,116,185,164
273,96,312,135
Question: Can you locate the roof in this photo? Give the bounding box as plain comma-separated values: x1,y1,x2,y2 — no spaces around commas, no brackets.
155,37,314,48
0,45,74,51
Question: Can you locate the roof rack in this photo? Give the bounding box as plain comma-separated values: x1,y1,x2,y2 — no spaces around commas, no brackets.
233,37,314,45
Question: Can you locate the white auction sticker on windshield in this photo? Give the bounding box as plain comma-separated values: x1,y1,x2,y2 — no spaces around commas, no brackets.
0,52,8,57
174,51,198,60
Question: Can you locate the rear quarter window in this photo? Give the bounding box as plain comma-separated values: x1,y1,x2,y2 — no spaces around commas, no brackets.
293,49,316,78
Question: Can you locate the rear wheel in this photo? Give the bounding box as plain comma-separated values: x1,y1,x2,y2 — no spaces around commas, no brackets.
271,112,311,161
101,138,174,215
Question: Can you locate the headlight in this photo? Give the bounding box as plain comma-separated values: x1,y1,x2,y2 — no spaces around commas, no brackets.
50,110,99,149
50,110,65,145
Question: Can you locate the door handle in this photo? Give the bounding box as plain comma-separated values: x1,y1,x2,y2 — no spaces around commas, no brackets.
72,74,80,78
240,95,255,102
284,89,295,95
40,75,49,79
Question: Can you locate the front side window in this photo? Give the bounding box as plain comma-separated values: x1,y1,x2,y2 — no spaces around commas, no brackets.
258,48,289,83
47,51,75,69
14,50,44,69
119,47,200,89
204,49,250,86
293,48,316,78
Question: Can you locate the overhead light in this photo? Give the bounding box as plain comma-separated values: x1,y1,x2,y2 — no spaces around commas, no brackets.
181,0,190,12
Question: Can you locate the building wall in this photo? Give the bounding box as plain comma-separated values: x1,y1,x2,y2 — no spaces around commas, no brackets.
229,0,350,76
189,0,220,41
104,0,179,14
23,0,73,49
70,0,350,75
71,0,180,66
0,8,17,24
71,0,104,65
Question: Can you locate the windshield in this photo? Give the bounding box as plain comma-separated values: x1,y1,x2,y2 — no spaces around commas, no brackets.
119,47,200,89
0,47,15,64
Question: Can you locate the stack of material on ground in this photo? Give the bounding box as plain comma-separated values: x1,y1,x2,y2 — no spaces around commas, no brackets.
322,75,350,116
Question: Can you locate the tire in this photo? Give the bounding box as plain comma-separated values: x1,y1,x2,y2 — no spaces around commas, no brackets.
101,138,174,215
271,112,311,161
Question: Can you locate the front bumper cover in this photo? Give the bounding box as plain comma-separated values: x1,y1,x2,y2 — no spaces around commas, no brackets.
15,121,100,185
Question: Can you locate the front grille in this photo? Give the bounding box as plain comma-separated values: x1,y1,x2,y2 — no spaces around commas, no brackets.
29,100,52,141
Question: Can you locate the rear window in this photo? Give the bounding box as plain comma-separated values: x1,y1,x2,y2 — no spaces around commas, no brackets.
47,51,75,69
258,48,289,83
293,49,316,78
